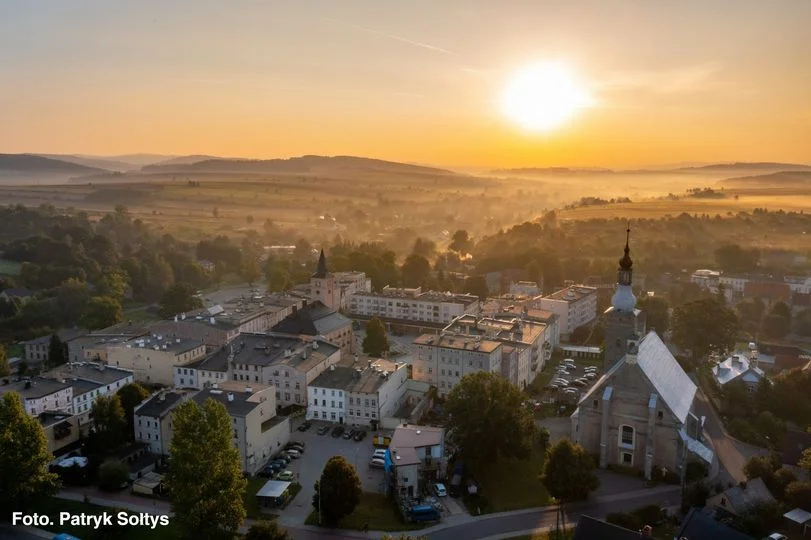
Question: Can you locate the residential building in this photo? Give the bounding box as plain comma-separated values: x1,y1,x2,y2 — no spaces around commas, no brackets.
200,333,341,409
43,363,134,426
691,269,721,290
148,317,240,349
706,477,776,516
785,275,811,294
389,424,446,498
571,331,714,480
412,333,502,398
106,337,206,386
718,274,749,294
712,352,766,391
271,301,353,355
781,428,811,468
604,230,647,370
348,286,480,326
39,411,81,456
307,250,372,310
442,314,551,388
495,305,561,349
191,382,290,474
173,347,229,389
22,329,83,366
0,378,72,416
180,293,305,335
67,323,152,363
134,390,190,456
538,285,597,339
509,281,541,296
674,508,755,540
306,357,408,426
0,287,34,303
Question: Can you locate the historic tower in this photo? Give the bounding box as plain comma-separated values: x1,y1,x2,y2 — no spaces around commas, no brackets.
603,226,646,370
310,249,340,309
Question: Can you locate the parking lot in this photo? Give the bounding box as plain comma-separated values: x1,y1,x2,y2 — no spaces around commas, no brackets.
547,358,600,398
272,419,388,523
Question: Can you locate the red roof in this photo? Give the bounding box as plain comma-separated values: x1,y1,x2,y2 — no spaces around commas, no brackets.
743,281,791,303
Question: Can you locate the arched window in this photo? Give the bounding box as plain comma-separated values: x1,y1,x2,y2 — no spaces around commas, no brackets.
620,424,634,447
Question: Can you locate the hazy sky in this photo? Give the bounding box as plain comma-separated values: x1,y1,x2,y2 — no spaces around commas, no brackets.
2,0,810,167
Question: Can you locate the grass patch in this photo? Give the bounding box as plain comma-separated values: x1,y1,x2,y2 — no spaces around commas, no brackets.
0,258,22,276
304,492,425,532
7,342,24,358
122,304,160,323
29,497,183,539
465,444,550,514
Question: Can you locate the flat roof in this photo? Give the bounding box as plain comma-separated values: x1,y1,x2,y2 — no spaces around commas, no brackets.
353,286,479,305
120,336,205,354
0,377,71,399
310,359,405,394
256,479,292,498
413,333,501,353
543,285,597,302
390,424,443,449
214,333,339,373
38,411,75,428
45,363,133,386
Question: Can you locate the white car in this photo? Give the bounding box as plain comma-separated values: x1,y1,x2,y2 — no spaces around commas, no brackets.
433,483,448,497
585,372,597,379
563,388,578,394
370,458,386,468
373,449,387,459
584,366,598,372
552,379,569,386
573,379,588,387
283,449,301,458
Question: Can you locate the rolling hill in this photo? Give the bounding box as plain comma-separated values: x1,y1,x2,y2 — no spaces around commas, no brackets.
719,170,811,187
0,154,109,175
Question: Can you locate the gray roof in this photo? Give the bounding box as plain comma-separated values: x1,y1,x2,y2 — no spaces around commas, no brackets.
134,391,186,419
390,424,443,449
256,479,292,499
310,360,404,394
271,301,350,336
45,364,133,386
192,388,260,417
675,508,754,540
186,348,231,372
719,477,776,511
70,379,101,396
579,331,696,423
0,378,71,399
220,333,339,372
572,515,642,540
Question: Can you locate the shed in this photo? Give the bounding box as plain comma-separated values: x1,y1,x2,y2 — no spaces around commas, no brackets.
132,472,164,496
784,508,811,536
256,480,292,509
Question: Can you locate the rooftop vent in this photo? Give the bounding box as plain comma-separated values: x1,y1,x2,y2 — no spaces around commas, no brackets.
245,386,252,394
176,338,181,343
227,392,234,402
329,365,335,371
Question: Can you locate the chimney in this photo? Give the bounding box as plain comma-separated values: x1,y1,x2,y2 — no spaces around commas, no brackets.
245,386,252,394
210,317,216,325
227,392,234,402
212,382,218,389
159,392,166,401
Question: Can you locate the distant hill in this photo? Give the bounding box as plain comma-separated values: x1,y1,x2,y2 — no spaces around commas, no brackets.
489,167,614,176
142,155,455,175
0,154,108,175
90,154,178,167
147,155,221,168
720,170,811,187
35,154,135,171
679,162,811,173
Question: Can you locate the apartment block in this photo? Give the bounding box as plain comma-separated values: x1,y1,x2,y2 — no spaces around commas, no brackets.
412,334,502,398
349,286,480,325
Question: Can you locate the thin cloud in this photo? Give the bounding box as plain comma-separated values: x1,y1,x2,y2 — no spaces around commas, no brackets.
598,63,724,94
323,16,454,55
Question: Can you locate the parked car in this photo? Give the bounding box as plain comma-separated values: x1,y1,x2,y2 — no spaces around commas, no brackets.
563,388,578,395
353,430,367,442
573,379,587,387
433,483,448,497
257,466,275,478
283,449,301,459
343,429,355,440
552,378,569,386
286,441,305,450
297,421,312,432
373,449,388,459
317,425,330,436
331,425,345,438
585,372,597,379
584,367,598,373
369,458,386,468
273,455,290,465
276,470,295,481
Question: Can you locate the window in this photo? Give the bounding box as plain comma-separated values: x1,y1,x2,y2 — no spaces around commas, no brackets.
285,393,290,401
622,452,633,465
331,400,335,408
620,425,634,447
314,398,318,406
593,400,598,408
322,399,326,406
371,399,376,406
255,376,259,382
657,411,663,421
364,399,370,407
331,412,336,420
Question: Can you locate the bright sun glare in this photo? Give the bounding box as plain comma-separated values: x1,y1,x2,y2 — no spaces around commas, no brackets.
501,61,593,132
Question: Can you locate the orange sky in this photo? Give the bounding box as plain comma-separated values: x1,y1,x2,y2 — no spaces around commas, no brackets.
2,1,810,168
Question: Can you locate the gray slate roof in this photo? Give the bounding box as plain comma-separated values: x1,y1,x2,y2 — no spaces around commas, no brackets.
720,477,776,512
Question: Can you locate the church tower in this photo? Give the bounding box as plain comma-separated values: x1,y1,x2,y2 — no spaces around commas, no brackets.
310,249,340,309
603,226,646,370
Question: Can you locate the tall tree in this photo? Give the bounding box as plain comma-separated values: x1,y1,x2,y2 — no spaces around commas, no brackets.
794,308,811,337
79,296,122,330
87,395,127,454
411,237,437,259
244,520,292,540
464,275,489,300
449,230,473,255
0,344,9,377
55,277,91,325
312,456,361,526
0,393,60,510
636,295,670,334
362,317,390,357
293,238,312,261
798,447,811,473
159,282,203,319
762,301,791,339
241,257,262,286
166,399,247,538
48,334,66,366
401,254,431,288
266,261,291,292
714,244,760,273
117,383,150,440
784,481,811,512
446,372,537,461
96,270,128,300
671,297,738,360
541,439,600,538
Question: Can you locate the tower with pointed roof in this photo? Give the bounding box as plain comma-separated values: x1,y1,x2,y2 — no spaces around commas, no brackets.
310,249,340,309
603,226,646,370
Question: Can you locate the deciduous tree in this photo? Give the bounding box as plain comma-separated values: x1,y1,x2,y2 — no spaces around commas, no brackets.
98,459,130,491
117,383,150,439
79,295,122,330
785,481,811,511
637,295,670,334
541,439,600,537
446,372,537,461
464,275,489,300
401,254,431,288
312,456,361,526
165,399,247,538
411,238,437,259
87,395,127,455
55,277,91,325
672,297,738,360
244,520,292,540
242,257,262,286
0,393,60,510
0,345,9,377
362,317,389,357
48,334,66,366
159,282,203,319
449,230,473,255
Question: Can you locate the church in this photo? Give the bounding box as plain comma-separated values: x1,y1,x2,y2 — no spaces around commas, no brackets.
571,228,714,480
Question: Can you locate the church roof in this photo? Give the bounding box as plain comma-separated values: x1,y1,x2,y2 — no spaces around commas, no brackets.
579,331,697,423
312,249,329,278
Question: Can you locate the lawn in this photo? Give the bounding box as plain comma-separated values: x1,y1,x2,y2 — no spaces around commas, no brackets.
305,492,426,532
465,445,551,514
29,497,183,539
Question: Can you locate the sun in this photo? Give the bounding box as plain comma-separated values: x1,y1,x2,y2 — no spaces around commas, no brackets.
500,60,593,132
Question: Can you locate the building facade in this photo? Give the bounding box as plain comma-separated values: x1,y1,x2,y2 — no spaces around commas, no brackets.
271,301,354,356
307,250,372,310
43,363,134,426
537,285,598,339
106,337,207,386
349,286,480,325
389,424,446,497
0,378,73,416
134,390,189,456
411,334,502,398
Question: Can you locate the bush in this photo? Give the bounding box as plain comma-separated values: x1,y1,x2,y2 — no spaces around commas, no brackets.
686,461,709,483
681,482,710,513
606,512,641,530
631,504,664,526
728,418,765,446
97,459,130,492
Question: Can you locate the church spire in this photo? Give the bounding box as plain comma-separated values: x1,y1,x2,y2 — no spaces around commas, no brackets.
619,223,633,272
611,225,636,312
313,249,329,278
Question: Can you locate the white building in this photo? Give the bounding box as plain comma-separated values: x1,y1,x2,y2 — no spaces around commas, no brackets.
509,281,541,297
174,349,229,390
349,286,480,325
785,276,811,294
412,334,502,398
718,274,750,294
107,337,207,386
389,424,446,497
134,390,191,456
306,357,409,426
690,269,721,290
309,250,372,311
712,352,766,391
0,378,73,417
537,285,597,339
43,363,134,427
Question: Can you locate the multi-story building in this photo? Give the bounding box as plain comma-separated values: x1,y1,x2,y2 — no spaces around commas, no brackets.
537,285,597,339
306,357,409,426
412,334,502,398
191,383,290,474
690,269,721,290
106,337,207,386
307,250,372,310
134,390,190,456
0,378,73,416
271,301,353,356
712,351,766,391
173,348,229,390
22,329,83,366
148,317,240,349
509,281,541,296
194,333,341,409
389,424,446,498
39,411,81,456
176,293,306,335
785,276,811,294
43,363,134,426
349,286,480,326
442,314,551,388
718,274,749,294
